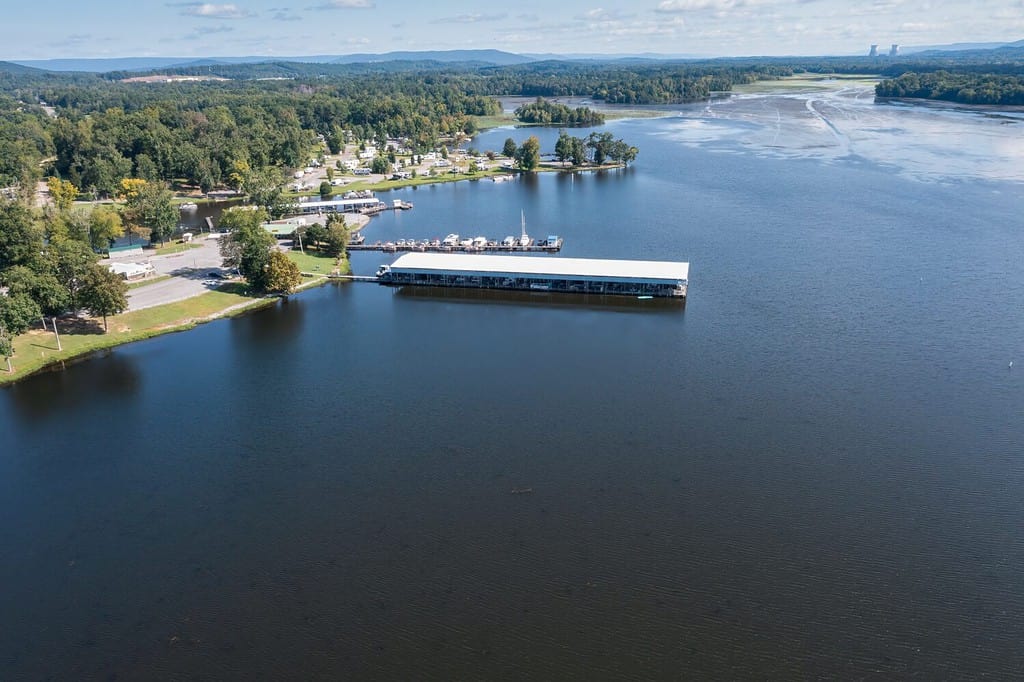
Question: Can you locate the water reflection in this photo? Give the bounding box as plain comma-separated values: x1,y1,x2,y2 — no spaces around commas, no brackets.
176,199,245,233
5,351,141,422
394,285,686,313
228,296,306,346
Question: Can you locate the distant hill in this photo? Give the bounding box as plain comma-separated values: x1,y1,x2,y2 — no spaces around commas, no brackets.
330,50,532,66
10,57,202,73
0,60,49,75
902,39,1024,54
13,50,534,73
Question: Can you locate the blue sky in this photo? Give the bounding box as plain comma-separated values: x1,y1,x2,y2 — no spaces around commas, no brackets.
3,0,1023,59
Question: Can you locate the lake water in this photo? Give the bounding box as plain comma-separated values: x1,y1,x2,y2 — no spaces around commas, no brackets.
3,85,1024,679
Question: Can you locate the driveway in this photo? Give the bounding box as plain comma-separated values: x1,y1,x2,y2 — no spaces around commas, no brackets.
118,235,234,312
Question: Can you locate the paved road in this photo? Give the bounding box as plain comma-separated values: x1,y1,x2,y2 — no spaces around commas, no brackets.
119,236,234,312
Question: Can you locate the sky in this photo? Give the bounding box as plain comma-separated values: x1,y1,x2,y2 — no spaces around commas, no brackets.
3,0,1023,60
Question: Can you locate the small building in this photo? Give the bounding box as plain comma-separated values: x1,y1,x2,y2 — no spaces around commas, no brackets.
107,241,145,258
291,197,385,215
108,261,156,281
261,218,306,239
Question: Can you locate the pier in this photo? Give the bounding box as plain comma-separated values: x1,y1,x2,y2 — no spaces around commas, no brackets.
348,235,563,253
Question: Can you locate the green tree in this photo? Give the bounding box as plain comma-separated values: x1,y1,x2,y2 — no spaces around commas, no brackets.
48,239,97,310
302,223,329,250
0,201,44,270
89,205,125,251
47,177,79,212
514,136,541,171
569,136,587,166
502,137,517,158
319,180,332,200
134,182,178,245
1,264,71,335
0,292,41,372
0,335,13,374
218,208,275,291
554,131,572,164
587,132,615,165
371,156,390,175
265,250,302,295
79,264,128,332
323,214,349,259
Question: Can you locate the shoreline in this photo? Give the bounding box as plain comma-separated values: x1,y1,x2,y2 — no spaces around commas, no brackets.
0,269,344,388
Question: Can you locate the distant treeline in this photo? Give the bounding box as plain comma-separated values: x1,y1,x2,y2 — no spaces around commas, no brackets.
2,50,1024,193
515,98,604,125
875,71,1024,105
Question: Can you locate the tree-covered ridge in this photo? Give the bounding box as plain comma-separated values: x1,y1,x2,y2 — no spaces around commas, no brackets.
3,51,1024,195
875,71,1024,105
514,98,605,125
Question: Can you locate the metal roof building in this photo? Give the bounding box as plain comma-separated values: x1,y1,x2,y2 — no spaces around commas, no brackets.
378,253,689,298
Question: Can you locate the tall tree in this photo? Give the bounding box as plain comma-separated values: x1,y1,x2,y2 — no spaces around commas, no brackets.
514,136,541,171
218,207,275,291
123,181,177,245
89,205,125,251
323,214,349,259
0,292,41,373
48,239,97,310
47,177,79,212
555,131,572,164
0,201,44,270
79,264,128,332
502,137,517,158
265,250,302,295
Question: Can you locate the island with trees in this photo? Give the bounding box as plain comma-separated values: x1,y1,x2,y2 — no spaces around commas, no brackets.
514,98,605,126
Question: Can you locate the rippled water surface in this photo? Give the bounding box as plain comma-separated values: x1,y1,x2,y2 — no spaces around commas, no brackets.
2,86,1024,679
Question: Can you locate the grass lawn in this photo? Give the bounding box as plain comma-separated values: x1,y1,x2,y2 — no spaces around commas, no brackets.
1,286,268,385
472,114,518,130
337,168,509,193
285,249,345,275
151,241,204,256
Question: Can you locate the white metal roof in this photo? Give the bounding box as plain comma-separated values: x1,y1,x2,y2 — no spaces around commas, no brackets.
388,253,689,282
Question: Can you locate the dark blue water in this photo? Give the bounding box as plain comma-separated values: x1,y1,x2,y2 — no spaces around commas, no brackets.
3,110,1024,679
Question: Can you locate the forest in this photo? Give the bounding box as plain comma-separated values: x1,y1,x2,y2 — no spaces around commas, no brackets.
874,71,1024,105
1,50,1022,197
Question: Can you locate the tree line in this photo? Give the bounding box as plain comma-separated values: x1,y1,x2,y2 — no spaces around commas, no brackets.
875,71,1024,106
0,200,129,372
514,98,605,125
502,131,638,171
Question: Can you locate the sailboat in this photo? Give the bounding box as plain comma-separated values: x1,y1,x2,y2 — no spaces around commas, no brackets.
518,210,532,247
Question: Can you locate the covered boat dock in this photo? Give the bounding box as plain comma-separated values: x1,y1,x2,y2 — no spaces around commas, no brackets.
376,253,689,298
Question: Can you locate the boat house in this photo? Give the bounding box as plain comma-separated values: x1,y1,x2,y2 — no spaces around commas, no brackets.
376,253,689,298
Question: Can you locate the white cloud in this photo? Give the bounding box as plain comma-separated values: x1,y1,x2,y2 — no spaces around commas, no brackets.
655,0,752,12
176,3,254,19
309,0,374,9
432,13,508,24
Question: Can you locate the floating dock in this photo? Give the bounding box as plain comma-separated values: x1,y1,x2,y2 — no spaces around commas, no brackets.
350,235,563,253
376,253,688,298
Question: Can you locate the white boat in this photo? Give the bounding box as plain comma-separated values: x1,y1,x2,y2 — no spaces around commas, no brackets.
518,210,531,246
442,233,460,246
179,202,198,211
